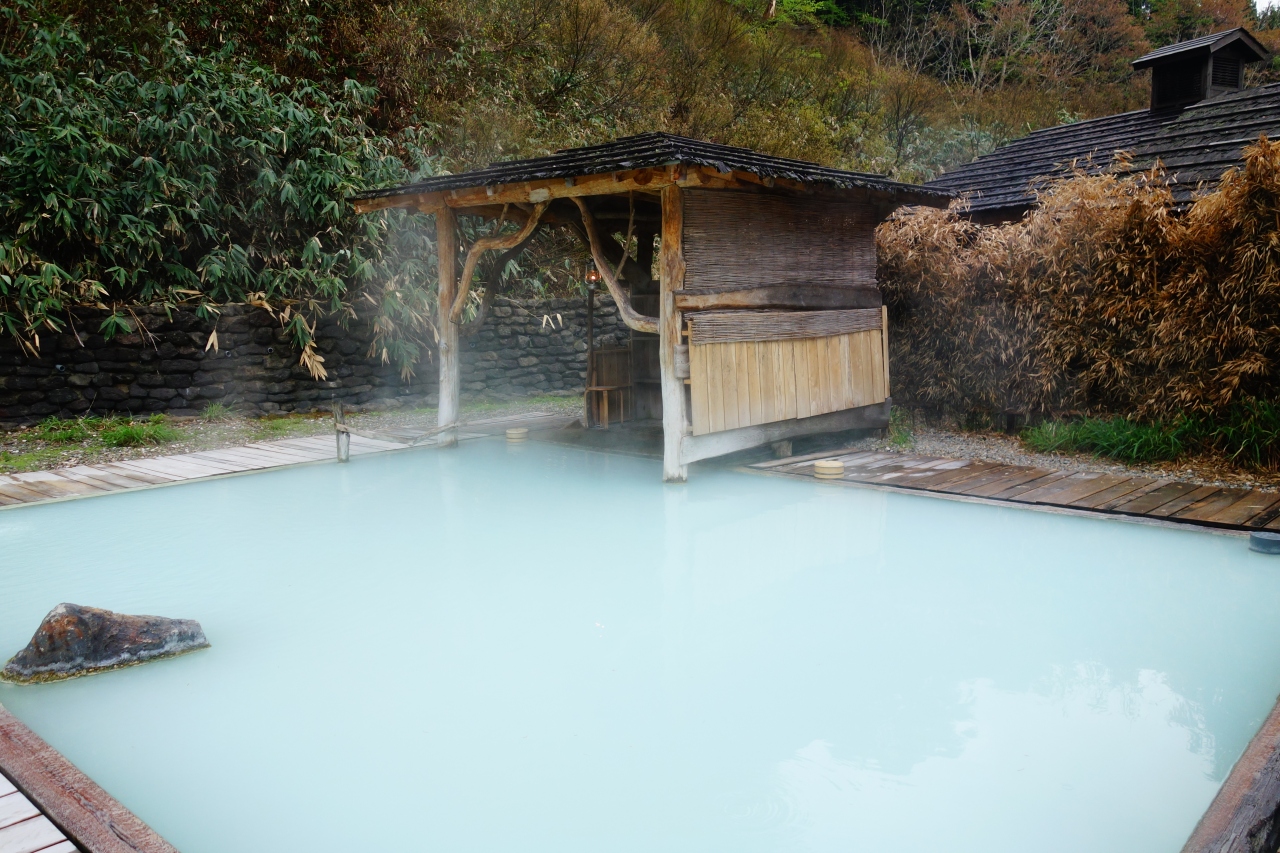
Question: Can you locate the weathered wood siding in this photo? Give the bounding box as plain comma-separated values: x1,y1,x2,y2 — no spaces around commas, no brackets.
682,189,877,288
687,308,882,345
689,329,888,436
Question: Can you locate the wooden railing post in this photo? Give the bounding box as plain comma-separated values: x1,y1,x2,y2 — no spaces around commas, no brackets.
437,206,460,447
659,185,689,482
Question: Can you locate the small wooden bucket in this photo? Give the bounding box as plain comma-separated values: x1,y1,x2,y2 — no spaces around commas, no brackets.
813,459,844,479
506,427,529,443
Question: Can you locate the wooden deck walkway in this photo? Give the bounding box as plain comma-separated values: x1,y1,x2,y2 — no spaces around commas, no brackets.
753,449,1280,533
0,413,574,511
0,776,76,853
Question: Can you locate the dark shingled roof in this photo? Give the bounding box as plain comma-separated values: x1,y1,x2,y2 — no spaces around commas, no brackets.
925,82,1280,214
924,109,1170,213
1124,82,1280,193
1131,27,1268,69
352,132,951,206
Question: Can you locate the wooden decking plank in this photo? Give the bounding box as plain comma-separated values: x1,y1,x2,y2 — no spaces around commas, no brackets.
1207,491,1280,526
0,792,38,831
102,461,189,482
162,453,244,474
1175,488,1253,522
0,778,13,798
65,466,155,489
1111,481,1201,515
0,478,75,501
11,473,110,498
888,460,987,490
1148,485,1223,518
39,841,77,853
1005,472,1102,504
987,470,1073,500
948,466,1041,496
860,459,952,482
54,468,128,494
93,463,179,485
752,445,867,469
184,449,274,469
920,462,1006,492
0,814,66,853
1067,477,1154,509
196,445,306,466
1036,473,1132,507
243,442,329,461
113,457,223,480
1093,478,1170,511
861,454,930,470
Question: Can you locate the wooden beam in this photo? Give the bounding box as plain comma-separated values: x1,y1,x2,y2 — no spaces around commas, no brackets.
436,206,460,447
660,185,689,482
680,399,891,465
673,284,882,312
0,703,179,853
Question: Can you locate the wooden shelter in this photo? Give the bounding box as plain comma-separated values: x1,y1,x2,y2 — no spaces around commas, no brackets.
351,133,949,480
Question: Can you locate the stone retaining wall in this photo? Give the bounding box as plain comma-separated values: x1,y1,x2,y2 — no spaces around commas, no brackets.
0,296,627,424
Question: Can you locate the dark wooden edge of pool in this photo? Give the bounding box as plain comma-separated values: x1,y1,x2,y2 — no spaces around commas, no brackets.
0,703,178,853
1181,692,1280,852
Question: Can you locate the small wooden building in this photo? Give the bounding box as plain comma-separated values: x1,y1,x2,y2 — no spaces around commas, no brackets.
352,133,949,480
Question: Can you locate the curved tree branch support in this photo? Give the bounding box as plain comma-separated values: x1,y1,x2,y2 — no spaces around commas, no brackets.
572,197,659,335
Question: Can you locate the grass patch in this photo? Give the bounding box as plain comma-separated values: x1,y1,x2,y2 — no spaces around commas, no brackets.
1022,402,1280,469
201,402,233,422
100,415,182,447
888,408,914,449
0,447,68,473
1021,417,1186,464
32,415,99,444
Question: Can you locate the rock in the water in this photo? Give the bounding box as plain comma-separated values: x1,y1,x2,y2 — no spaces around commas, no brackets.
2,603,209,683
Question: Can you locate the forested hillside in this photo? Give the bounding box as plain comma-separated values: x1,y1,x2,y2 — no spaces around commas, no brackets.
0,0,1271,376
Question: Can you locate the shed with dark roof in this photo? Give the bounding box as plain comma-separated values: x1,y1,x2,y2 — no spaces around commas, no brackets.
927,28,1274,222
351,132,949,480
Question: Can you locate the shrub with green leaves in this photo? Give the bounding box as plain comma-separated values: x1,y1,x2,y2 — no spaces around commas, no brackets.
0,7,440,377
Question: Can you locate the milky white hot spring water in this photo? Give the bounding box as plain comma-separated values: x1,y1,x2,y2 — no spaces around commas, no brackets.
1,439,1278,852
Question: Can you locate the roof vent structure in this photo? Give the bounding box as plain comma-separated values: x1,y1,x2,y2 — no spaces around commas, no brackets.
1133,28,1271,112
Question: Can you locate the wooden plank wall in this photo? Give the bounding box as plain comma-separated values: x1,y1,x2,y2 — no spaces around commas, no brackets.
682,190,877,288
689,329,887,435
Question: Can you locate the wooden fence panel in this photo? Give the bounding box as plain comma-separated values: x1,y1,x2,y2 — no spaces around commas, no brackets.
689,329,888,436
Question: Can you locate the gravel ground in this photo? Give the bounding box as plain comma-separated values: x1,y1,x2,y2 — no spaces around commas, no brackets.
844,424,1280,492
0,397,583,474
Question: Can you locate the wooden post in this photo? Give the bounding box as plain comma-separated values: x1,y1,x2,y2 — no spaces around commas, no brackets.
659,185,689,482
585,282,595,427
333,399,350,462
437,206,460,447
